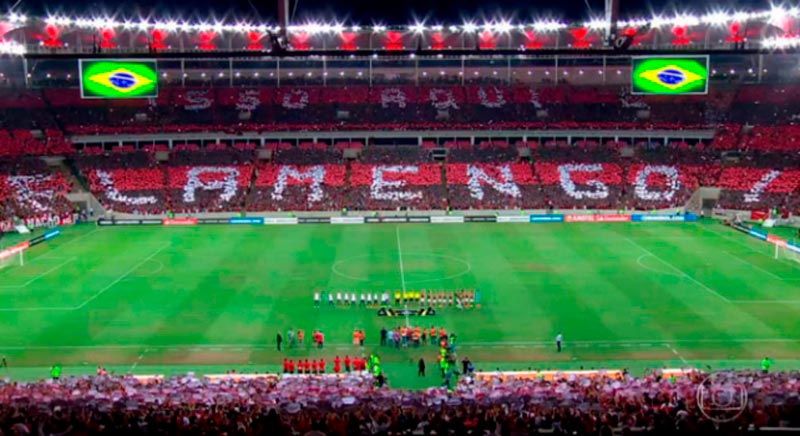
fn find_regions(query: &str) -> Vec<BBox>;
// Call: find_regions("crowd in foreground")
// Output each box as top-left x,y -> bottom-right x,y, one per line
0,369 -> 797,434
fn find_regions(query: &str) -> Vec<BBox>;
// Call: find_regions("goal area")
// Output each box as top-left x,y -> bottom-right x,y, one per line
0,245 -> 25,270
775,243 -> 800,265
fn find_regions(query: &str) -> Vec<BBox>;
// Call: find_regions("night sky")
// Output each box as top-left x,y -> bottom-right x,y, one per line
3,0 -> 776,23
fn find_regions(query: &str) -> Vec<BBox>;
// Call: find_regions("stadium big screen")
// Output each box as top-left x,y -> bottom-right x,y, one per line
631,56 -> 709,95
79,59 -> 158,99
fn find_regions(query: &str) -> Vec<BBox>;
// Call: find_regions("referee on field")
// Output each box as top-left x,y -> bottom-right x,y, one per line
556,332 -> 563,353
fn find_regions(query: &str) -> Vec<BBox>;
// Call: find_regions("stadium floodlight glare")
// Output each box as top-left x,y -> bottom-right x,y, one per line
701,11 -> 732,25
432,24 -> 443,32
533,20 -> 567,31
671,14 -> 700,26
304,22 -> 326,34
372,24 -> 386,32
495,20 -> 513,33
762,36 -> 800,49
0,40 -> 25,55
75,18 -> 92,28
462,22 -> 478,33
410,22 -> 426,33
649,16 -> 669,27
619,18 -> 649,27
587,18 -> 608,30
8,12 -> 26,24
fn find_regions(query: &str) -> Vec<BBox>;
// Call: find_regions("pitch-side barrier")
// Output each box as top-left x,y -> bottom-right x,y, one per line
96,213 -> 698,227
731,222 -> 800,255
0,229 -> 61,264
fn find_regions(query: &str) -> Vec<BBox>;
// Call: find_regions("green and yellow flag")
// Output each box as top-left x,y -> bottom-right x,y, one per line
80,60 -> 158,99
632,57 -> 708,95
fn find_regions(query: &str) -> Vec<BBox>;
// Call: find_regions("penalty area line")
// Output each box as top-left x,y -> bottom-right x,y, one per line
665,343 -> 689,365
0,257 -> 77,289
623,237 -> 731,303
129,349 -> 149,373
722,251 -> 787,281
72,242 -> 171,311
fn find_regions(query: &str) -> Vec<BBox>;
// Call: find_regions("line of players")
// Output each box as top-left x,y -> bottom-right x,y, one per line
380,325 -> 454,348
281,356 -> 369,374
314,289 -> 480,308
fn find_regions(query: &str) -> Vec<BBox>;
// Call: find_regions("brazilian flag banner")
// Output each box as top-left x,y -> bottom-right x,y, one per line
80,60 -> 158,99
631,56 -> 709,95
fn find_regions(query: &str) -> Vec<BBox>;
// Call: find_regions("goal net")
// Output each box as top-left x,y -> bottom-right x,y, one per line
775,243 -> 800,265
0,244 -> 25,270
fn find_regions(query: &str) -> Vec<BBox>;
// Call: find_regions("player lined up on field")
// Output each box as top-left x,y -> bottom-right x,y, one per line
313,289 -> 480,308
282,356 -> 369,375
380,325 -> 455,348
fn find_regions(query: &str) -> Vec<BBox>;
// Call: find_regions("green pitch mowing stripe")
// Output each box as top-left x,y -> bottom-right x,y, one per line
0,221 -> 798,388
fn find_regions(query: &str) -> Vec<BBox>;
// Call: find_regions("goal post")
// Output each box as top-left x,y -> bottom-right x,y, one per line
0,242 -> 28,270
775,242 -> 800,264
0,250 -> 22,269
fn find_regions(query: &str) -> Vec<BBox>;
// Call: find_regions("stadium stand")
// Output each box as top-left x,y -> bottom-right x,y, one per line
165,150 -> 255,214
0,85 -> 788,134
349,147 -> 446,211
0,159 -> 73,227
58,126 -> 800,215
76,152 -> 168,215
0,370 -> 797,434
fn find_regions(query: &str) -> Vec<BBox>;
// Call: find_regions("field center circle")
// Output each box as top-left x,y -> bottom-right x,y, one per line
331,252 -> 471,283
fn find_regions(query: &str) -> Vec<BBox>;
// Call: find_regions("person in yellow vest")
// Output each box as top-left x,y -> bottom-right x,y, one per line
395,291 -> 401,305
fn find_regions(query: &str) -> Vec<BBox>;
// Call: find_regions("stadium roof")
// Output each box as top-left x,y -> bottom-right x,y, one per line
0,6 -> 798,55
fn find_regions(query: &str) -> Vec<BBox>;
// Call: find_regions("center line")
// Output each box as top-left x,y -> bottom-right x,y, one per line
396,226 -> 407,293
396,226 -> 411,328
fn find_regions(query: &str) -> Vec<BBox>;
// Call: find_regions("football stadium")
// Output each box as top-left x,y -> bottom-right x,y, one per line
2,0 -> 800,432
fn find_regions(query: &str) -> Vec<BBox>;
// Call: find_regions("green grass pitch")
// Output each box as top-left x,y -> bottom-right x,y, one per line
1,221 -> 800,387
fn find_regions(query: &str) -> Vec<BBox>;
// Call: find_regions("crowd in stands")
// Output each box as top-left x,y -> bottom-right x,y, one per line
347,147 -> 448,211
4,83 -> 793,133
1,83 -> 800,218
0,159 -> 74,228
60,135 -> 800,216
0,129 -> 797,219
0,369 -> 797,434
